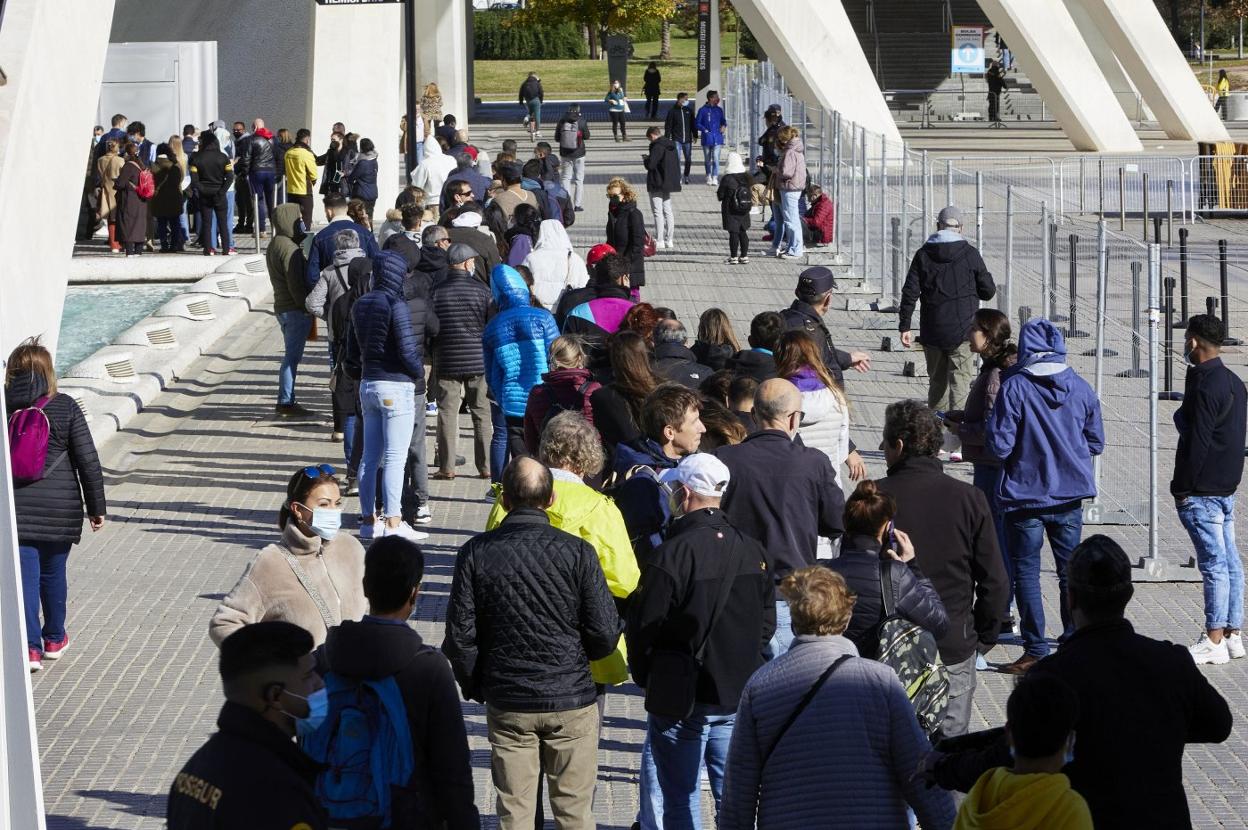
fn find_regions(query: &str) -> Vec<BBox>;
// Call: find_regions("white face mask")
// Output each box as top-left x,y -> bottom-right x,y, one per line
308,508 -> 343,541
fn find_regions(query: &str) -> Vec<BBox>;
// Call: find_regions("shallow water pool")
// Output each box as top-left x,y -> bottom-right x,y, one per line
56,283 -> 186,373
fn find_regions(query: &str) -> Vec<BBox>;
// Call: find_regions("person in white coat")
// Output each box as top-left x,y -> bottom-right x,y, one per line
522,219 -> 589,311
409,135 -> 457,216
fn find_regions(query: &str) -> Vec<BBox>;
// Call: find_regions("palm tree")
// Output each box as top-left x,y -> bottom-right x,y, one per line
660,19 -> 672,60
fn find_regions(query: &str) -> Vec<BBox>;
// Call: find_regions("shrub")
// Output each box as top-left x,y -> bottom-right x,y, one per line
474,11 -> 585,60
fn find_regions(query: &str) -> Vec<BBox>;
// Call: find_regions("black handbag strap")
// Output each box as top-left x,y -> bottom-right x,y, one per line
762,654 -> 852,768
880,557 -> 898,619
694,536 -> 745,662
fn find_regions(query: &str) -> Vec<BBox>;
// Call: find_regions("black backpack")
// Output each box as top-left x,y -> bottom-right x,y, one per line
730,181 -> 753,214
875,559 -> 950,737
540,379 -> 600,435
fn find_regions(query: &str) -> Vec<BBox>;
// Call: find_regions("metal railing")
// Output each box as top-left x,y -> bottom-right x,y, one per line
721,60 -> 1248,574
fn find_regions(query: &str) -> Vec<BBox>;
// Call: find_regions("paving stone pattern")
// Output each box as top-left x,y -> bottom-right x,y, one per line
42,131 -> 1248,828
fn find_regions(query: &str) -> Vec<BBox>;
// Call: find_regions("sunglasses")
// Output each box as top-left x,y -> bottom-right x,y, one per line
302,463 -> 336,479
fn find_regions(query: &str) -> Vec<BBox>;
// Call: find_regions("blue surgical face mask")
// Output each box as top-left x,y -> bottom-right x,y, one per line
282,687 -> 329,740
309,508 -> 343,541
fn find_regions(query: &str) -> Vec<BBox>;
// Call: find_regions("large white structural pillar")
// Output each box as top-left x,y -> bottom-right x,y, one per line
310,3 -> 403,211
732,0 -> 901,144
0,0 -> 117,361
1075,0 -> 1230,142
976,0 -> 1142,152
415,0 -> 470,129
1062,0 -> 1154,123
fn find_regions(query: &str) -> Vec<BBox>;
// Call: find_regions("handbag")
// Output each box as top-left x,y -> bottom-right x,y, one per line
643,539 -> 744,719
622,98 -> 631,114
643,232 -> 657,258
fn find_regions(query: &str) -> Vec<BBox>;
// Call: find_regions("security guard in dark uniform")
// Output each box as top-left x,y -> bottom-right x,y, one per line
779,266 -> 872,480
167,621 -> 328,830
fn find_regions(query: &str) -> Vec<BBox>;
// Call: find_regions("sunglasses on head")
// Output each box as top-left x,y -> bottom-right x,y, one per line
302,463 -> 336,479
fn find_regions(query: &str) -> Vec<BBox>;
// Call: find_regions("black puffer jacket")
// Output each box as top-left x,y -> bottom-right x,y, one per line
347,251 -> 425,389
443,509 -> 620,712
430,266 -> 491,378
5,373 -> 105,545
653,342 -> 712,389
898,234 -> 996,350
823,534 -> 949,659
606,199 -> 647,287
692,340 -> 735,371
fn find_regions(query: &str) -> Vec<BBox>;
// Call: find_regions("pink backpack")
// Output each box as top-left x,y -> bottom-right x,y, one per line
7,396 -> 57,483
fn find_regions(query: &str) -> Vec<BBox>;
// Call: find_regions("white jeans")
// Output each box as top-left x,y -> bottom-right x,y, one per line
650,194 -> 674,246
560,156 -> 586,208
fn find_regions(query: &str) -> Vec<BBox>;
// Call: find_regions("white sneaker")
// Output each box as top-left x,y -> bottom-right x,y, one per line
1190,633 -> 1231,665
1228,632 -> 1245,659
415,506 -> 433,524
381,522 -> 429,541
706,175 -> 713,186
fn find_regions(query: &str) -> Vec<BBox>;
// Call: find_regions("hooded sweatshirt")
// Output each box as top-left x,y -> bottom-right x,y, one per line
482,264 -> 560,417
322,620 -> 480,830
306,245 -> 366,340
410,134 -> 457,196
486,469 -> 640,684
986,319 -> 1104,512
775,136 -> 807,192
955,768 -> 1092,830
266,203 -> 308,314
522,219 -> 587,310
898,228 -> 996,350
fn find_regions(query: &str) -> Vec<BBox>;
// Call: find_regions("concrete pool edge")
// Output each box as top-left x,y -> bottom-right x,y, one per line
68,253 -> 258,284
59,254 -> 274,449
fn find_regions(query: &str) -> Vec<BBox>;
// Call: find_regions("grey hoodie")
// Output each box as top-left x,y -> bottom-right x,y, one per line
307,246 -> 367,341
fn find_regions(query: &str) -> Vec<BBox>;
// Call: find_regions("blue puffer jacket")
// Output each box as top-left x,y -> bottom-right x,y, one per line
483,264 -> 559,417
986,318 -> 1105,512
347,251 -> 425,388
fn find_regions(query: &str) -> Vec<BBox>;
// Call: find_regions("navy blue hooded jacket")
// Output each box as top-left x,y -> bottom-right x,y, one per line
347,251 -> 425,388
986,319 -> 1104,512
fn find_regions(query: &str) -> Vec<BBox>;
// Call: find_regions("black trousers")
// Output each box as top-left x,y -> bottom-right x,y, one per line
235,174 -> 254,227
728,229 -> 749,258
645,94 -> 660,118
987,92 -> 1001,122
198,191 -> 229,252
291,193 -> 314,229
609,111 -> 628,138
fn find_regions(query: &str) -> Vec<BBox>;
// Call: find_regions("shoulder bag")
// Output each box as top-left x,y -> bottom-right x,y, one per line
282,550 -> 339,632
643,539 -> 745,719
761,653 -> 852,768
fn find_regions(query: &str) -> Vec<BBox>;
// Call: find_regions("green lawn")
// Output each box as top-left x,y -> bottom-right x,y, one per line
474,30 -> 751,101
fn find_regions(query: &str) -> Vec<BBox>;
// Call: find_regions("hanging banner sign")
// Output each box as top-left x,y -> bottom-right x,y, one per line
697,0 -> 712,90
951,25 -> 985,74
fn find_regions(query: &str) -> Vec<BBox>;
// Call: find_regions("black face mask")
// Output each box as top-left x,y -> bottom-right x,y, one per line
609,195 -> 621,207
233,131 -> 243,139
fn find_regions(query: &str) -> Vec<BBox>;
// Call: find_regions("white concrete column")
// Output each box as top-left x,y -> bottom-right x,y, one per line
1076,0 -> 1230,142
976,0 -> 1142,152
1063,0 -> 1154,123
0,0 -> 116,362
415,0 -> 470,129
733,0 -> 900,143
310,3 -> 403,213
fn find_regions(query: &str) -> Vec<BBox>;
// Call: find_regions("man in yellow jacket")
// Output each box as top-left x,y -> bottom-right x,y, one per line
487,411 -> 639,685
284,128 -> 319,230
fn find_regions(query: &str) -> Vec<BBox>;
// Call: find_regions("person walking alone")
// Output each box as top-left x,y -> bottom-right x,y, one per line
899,205 -> 996,413
1172,314 -> 1247,665
555,105 -> 589,213
519,71 -> 544,140
605,80 -> 630,142
643,61 -> 662,119
694,90 -> 727,185
644,126 -> 681,251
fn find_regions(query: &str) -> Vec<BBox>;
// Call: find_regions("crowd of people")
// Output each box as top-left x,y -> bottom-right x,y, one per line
20,88 -> 1246,829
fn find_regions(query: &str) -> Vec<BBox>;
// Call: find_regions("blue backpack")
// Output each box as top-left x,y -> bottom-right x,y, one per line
303,673 -> 414,828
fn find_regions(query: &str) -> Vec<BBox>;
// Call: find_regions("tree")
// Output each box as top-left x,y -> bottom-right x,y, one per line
519,0 -> 678,59
660,19 -> 672,60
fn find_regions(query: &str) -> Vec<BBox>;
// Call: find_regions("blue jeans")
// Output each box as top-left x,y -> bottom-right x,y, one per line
972,463 -> 1011,609
526,99 -> 542,130
1005,502 -> 1083,657
19,541 -> 71,652
275,310 -> 312,405
209,190 -> 235,251
675,141 -> 693,179
1178,495 -> 1243,631
780,189 -> 804,256
489,400 -> 508,486
702,143 -> 721,178
250,169 -> 277,233
637,732 -> 664,830
648,706 -> 734,830
359,380 -> 417,519
768,597 -> 794,657
342,414 -> 358,470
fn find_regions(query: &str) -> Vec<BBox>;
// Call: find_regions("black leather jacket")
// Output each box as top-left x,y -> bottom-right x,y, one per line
247,135 -> 276,173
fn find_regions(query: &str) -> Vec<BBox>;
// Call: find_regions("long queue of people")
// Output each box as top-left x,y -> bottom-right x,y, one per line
14,105 -> 1238,829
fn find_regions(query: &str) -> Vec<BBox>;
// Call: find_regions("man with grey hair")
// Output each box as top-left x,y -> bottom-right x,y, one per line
653,319 -> 712,389
898,205 -> 996,413
715,378 -> 844,655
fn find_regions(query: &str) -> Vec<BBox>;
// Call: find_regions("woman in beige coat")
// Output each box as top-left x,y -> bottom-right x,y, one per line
209,465 -> 367,648
95,139 -> 124,253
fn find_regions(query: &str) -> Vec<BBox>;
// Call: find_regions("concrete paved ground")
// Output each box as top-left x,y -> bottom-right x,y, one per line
39,129 -> 1248,828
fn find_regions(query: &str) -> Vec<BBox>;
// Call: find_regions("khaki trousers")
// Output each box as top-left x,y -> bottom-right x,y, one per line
435,374 -> 489,475
923,342 -> 976,411
487,702 -> 600,830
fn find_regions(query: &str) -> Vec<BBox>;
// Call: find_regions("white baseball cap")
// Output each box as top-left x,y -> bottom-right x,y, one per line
659,453 -> 731,499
